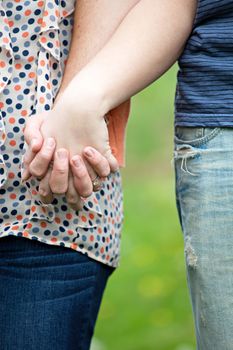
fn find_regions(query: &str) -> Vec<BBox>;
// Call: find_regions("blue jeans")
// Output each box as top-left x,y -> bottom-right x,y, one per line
174,126 -> 233,350
0,235 -> 115,350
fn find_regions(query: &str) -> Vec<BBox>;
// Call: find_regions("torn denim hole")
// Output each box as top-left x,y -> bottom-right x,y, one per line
185,236 -> 198,268
173,145 -> 200,176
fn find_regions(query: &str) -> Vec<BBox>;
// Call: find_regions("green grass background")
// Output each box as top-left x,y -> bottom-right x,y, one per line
93,65 -> 196,350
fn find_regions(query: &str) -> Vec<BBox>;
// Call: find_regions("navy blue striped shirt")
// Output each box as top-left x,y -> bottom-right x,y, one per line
175,0 -> 233,126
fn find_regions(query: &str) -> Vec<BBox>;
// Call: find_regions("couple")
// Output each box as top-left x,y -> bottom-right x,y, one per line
1,0 -> 233,349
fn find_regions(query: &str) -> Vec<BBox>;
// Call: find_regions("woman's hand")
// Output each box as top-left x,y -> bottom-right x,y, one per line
21,93 -> 119,209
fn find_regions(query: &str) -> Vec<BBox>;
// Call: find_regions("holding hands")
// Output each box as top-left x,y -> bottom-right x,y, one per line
21,90 -> 119,211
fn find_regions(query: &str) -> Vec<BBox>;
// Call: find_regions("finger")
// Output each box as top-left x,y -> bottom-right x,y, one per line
65,169 -> 84,211
29,137 -> 56,179
82,146 -> 111,178
70,155 -> 93,198
24,113 -> 45,152
38,166 -> 54,204
82,158 -> 103,193
104,149 -> 120,173
49,148 -> 69,194
21,143 -> 37,182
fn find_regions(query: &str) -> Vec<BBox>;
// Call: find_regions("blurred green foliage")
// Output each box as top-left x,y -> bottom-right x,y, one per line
94,65 -> 196,350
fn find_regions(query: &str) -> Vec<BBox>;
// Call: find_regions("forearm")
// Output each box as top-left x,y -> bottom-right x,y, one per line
60,0 -> 197,115
56,0 -> 140,96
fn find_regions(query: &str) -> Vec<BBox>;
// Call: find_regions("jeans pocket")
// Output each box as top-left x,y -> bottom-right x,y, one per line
174,126 -> 221,147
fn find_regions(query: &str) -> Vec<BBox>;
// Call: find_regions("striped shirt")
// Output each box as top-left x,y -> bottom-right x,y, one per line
175,0 -> 233,126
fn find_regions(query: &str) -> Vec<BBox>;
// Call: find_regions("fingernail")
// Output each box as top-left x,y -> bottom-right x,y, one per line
21,169 -> 27,181
57,149 -> 67,159
84,148 -> 95,158
46,137 -> 55,148
39,189 -> 47,196
72,156 -> 82,167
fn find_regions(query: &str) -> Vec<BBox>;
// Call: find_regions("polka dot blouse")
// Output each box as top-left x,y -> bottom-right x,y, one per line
0,0 -> 124,268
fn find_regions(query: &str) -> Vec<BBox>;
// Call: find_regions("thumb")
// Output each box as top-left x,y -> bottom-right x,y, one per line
23,113 -> 45,152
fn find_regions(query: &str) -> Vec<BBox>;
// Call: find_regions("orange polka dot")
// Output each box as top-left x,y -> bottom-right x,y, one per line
8,172 -> 15,179
51,237 -> 58,242
70,243 -> 78,250
81,216 -> 87,222
40,36 -> 47,43
67,230 -> 74,235
15,63 -> 22,69
3,37 -> 9,44
55,217 -> 61,224
62,10 -> 68,17
66,213 -> 72,220
14,85 -> 21,91
37,18 -> 43,25
40,222 -> 47,228
23,231 -> 29,237
9,140 -> 16,146
21,110 -> 27,117
28,56 -> 34,62
10,193 -> 16,200
25,9 -> 31,16
29,72 -> 35,78
12,226 -> 19,231
0,61 -> 6,68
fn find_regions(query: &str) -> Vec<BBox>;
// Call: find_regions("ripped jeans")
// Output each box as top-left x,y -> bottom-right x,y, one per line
174,126 -> 233,350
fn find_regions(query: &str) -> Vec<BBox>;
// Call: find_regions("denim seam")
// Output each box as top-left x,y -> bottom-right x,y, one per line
174,127 -> 222,147
79,263 -> 99,350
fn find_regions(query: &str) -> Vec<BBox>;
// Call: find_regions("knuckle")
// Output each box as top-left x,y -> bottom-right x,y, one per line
100,167 -> 110,177
29,165 -> 43,177
50,186 -> 65,194
53,168 -> 68,176
39,151 -> 52,162
73,167 -> 87,178
22,153 -> 31,165
49,180 -> 68,194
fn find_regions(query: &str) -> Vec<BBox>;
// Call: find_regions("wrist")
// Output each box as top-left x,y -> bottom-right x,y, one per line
54,72 -> 110,119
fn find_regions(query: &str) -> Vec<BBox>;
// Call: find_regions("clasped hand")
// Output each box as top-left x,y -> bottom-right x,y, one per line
21,94 -> 119,211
